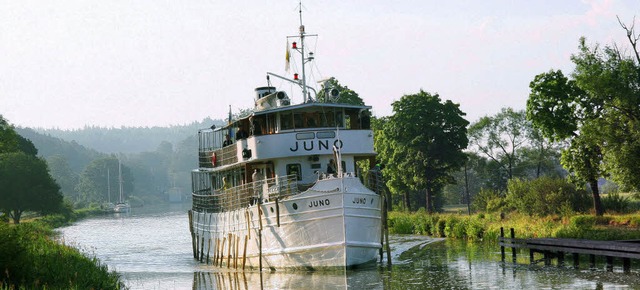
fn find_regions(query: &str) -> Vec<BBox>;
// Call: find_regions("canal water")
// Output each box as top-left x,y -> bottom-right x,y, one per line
58,204 -> 640,289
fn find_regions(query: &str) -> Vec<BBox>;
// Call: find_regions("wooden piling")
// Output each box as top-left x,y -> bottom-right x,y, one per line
206,239 -> 211,264
200,236 -> 205,262
227,233 -> 232,268
219,237 -> 226,266
258,203 -> 263,272
242,235 -> 248,270
606,256 -> 613,272
213,238 -> 219,266
590,254 -> 596,269
235,235 -> 240,269
275,198 -> 280,227
557,252 -> 564,266
510,228 -> 516,263
500,227 -> 505,262
384,192 -> 391,266
529,249 -> 534,264
245,209 -> 251,239
573,253 -> 580,268
623,258 -> 631,273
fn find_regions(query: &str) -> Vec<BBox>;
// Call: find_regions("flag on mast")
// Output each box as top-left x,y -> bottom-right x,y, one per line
285,40 -> 291,72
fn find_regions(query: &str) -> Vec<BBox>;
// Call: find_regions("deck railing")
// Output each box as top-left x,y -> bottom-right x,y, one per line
192,174 -> 300,213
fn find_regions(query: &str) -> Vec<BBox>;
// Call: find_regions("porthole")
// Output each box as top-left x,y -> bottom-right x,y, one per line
292,203 -> 298,210
270,207 -> 274,213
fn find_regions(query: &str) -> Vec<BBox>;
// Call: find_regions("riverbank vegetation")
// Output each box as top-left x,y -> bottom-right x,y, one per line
389,210 -> 640,242
0,221 -> 124,289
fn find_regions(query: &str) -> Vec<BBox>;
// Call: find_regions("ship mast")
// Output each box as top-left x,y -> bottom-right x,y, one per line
267,2 -> 317,103
298,3 -> 309,102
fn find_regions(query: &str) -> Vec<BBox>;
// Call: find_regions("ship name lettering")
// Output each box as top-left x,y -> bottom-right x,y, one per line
290,139 -> 345,152
308,198 -> 330,208
352,197 -> 366,204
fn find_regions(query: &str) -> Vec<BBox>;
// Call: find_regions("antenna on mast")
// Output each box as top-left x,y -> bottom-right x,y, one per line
298,1 -> 309,103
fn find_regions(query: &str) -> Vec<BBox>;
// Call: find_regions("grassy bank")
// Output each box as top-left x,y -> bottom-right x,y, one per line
0,218 -> 124,289
388,211 -> 640,242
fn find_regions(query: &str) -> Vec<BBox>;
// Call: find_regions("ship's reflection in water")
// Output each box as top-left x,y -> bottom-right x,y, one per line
192,268 -> 386,290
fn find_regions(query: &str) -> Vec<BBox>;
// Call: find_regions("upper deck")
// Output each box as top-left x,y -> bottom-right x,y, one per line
198,102 -> 374,170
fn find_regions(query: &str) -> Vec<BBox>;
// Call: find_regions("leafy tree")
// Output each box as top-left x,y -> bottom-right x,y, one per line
377,90 -> 468,213
47,154 -> 79,201
468,108 -> 530,184
0,115 -> 20,154
0,152 -> 63,223
528,69 -> 606,216
317,77 -> 365,105
75,156 -> 134,203
527,22 -> 640,216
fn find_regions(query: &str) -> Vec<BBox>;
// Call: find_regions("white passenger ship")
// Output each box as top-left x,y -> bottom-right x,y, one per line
188,8 -> 382,270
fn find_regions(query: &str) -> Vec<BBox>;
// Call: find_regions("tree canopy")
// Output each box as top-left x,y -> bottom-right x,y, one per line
75,156 -> 134,203
0,152 -> 63,223
528,25 -> 640,215
377,90 -> 468,212
317,77 -> 365,105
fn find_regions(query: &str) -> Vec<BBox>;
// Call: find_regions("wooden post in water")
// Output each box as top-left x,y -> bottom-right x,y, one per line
189,210 -> 197,259
557,252 -> 564,266
245,209 -> 251,239
214,238 -> 219,266
573,253 -> 580,269
529,249 -> 534,264
242,235 -> 248,270
219,237 -> 226,266
510,228 -> 516,263
235,235 -> 240,269
543,251 -> 551,266
258,202 -> 264,272
500,227 -> 505,262
379,194 -> 385,263
227,233 -> 232,268
275,198 -> 280,227
606,256 -> 613,272
384,190 -> 391,266
206,239 -> 211,265
623,258 -> 631,273
589,254 -> 596,269
200,237 -> 205,262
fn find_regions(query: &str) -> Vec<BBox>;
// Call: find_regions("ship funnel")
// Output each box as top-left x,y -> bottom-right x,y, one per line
256,91 -> 290,111
255,86 -> 276,103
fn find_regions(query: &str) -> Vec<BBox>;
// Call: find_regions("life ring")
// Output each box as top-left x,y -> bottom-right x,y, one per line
211,152 -> 217,167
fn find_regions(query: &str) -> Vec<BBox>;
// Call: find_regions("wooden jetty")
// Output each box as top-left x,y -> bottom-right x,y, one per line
498,227 -> 640,272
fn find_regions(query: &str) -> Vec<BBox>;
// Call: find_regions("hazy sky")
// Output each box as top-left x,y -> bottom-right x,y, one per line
2,1 -> 639,130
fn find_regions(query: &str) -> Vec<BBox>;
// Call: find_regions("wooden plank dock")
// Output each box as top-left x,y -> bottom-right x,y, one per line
498,227 -> 640,272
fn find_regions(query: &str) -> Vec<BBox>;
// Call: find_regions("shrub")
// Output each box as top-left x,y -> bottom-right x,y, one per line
0,222 -> 123,289
472,188 -> 504,213
505,177 -> 591,216
602,192 -> 631,214
388,212 -> 414,234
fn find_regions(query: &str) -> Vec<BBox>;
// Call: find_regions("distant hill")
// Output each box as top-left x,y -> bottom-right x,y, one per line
15,127 -> 103,173
30,118 -> 224,154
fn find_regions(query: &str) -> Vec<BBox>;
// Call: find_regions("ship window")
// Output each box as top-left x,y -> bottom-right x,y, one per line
293,113 -> 303,128
316,131 -> 335,139
296,132 -> 315,140
281,113 -> 293,130
286,164 -> 302,181
310,163 -> 321,169
335,112 -> 343,127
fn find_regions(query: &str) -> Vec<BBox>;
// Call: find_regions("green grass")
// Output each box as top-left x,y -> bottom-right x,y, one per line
388,211 -> 640,242
0,221 -> 125,289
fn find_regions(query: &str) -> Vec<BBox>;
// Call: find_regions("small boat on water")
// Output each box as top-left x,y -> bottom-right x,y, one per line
114,159 -> 130,213
188,6 -> 383,270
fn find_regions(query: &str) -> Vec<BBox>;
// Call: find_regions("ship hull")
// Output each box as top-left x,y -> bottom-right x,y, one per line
189,177 -> 382,269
